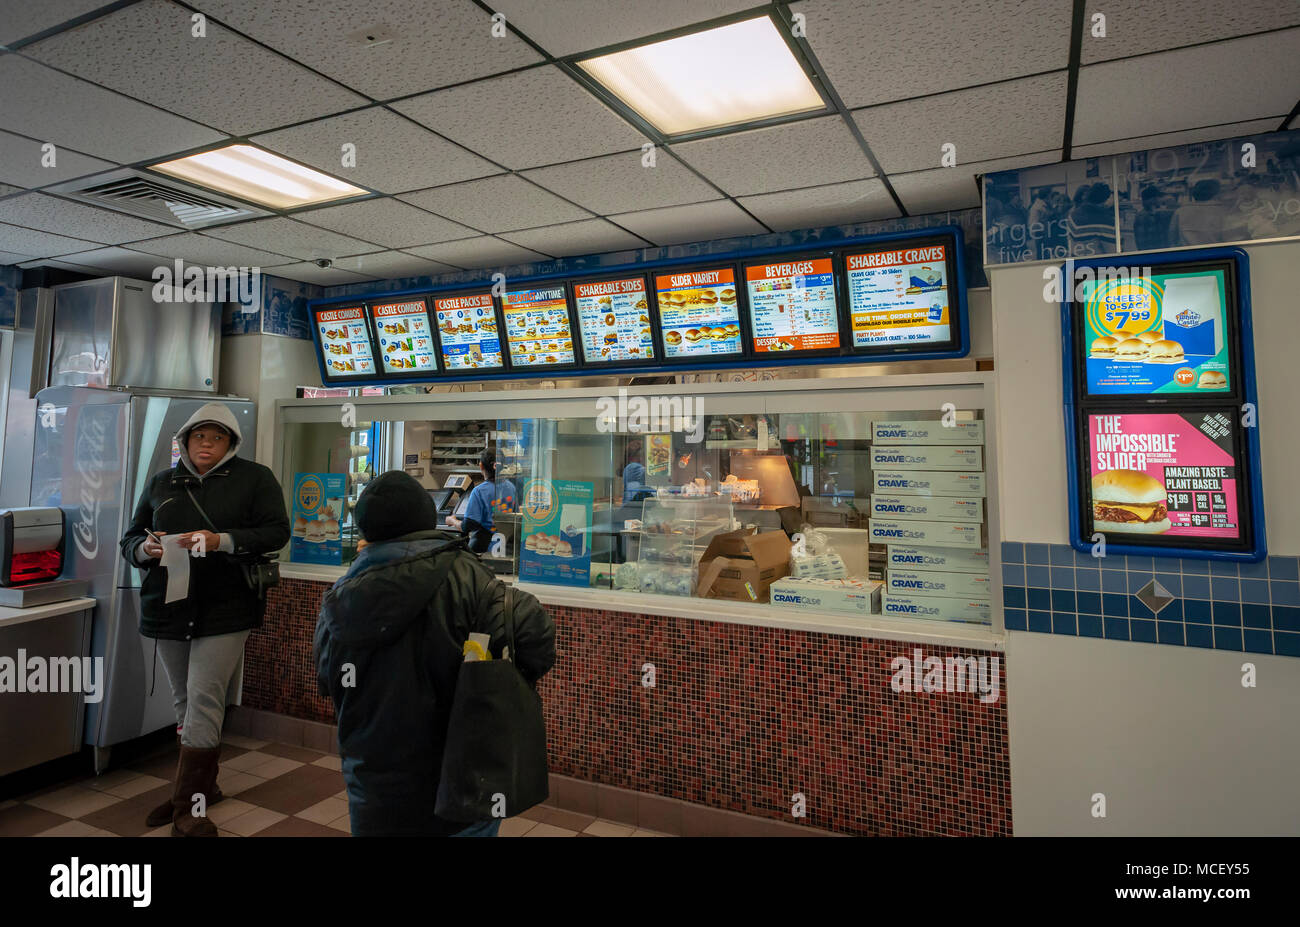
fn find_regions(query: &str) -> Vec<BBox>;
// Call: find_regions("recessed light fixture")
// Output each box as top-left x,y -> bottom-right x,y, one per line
577,16 -> 826,137
149,144 -> 367,210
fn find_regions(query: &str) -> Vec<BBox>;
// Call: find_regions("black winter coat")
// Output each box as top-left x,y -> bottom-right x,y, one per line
120,456 -> 291,640
314,530 -> 556,837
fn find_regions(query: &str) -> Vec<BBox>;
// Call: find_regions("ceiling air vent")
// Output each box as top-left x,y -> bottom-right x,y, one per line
46,168 -> 273,229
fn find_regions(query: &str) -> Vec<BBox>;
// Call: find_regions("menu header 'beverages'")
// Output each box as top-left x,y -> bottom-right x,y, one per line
751,261 -> 817,279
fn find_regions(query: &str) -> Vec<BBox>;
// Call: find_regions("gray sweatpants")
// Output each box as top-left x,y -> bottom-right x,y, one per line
156,630 -> 250,749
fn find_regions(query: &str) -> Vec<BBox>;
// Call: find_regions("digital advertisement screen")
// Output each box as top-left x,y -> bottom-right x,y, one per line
654,267 -> 742,359
314,306 -> 377,378
433,292 -> 502,371
1087,411 -> 1243,542
370,299 -> 436,374
844,243 -> 952,348
573,277 -> 654,363
1080,267 -> 1232,396
744,257 -> 840,353
502,286 -> 575,367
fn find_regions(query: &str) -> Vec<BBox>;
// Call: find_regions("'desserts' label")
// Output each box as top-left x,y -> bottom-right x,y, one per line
872,470 -> 985,497
870,519 -> 983,549
887,570 -> 990,600
882,592 -> 991,625
885,546 -> 990,573
870,494 -> 983,522
872,421 -> 984,445
869,445 -> 982,471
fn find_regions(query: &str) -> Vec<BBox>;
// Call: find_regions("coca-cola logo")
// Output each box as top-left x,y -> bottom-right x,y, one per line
72,409 -> 109,561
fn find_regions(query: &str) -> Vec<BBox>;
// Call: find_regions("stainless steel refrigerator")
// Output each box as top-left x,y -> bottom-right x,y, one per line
29,386 -> 256,771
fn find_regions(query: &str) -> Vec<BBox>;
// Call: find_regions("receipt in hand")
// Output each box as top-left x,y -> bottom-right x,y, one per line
160,534 -> 192,604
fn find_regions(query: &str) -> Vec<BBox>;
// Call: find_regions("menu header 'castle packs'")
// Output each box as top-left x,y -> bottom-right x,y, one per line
654,267 -> 742,358
1088,412 -> 1241,540
573,277 -> 654,363
371,300 -> 436,374
315,306 -> 375,376
744,257 -> 839,352
844,244 -> 951,347
434,292 -> 501,370
502,287 -> 574,366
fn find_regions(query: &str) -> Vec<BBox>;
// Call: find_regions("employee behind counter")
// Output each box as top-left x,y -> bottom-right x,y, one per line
445,449 -> 516,553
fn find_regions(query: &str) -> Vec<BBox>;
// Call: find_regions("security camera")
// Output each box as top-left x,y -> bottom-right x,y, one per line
314,258 -> 333,268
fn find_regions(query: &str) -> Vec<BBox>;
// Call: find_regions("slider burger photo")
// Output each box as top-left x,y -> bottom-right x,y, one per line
1092,469 -> 1171,534
1089,335 -> 1117,358
1135,331 -> 1162,344
1197,369 -> 1227,389
685,328 -> 703,343
665,330 -> 683,346
1113,338 -> 1149,361
1145,339 -> 1185,364
720,288 -> 736,304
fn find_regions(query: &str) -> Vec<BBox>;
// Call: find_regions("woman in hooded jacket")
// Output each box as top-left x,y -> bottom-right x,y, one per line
119,402 -> 290,836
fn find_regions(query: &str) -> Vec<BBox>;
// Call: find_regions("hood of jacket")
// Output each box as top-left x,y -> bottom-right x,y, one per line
175,402 -> 243,479
319,530 -> 465,648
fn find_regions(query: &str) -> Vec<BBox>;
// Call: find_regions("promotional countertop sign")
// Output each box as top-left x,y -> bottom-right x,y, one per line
291,473 -> 345,565
519,478 -> 593,587
1062,248 -> 1265,561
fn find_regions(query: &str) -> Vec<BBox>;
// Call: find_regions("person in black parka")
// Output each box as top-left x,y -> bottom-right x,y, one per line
120,401 -> 290,836
314,470 -> 556,837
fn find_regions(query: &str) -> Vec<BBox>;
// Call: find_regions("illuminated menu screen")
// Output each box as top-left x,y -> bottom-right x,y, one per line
573,277 -> 654,363
433,292 -> 502,371
370,299 -> 436,374
654,267 -> 742,359
844,243 -> 952,348
315,306 -> 377,378
744,257 -> 840,353
502,286 -> 575,367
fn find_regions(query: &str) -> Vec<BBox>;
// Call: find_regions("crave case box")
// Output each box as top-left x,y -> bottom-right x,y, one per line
886,569 -> 990,600
872,470 -> 985,497
654,267 -> 743,359
872,420 -> 984,444
882,592 -> 991,625
371,299 -> 436,374
433,293 -> 502,370
769,577 -> 882,616
844,242 -> 952,348
869,518 -> 983,549
870,494 -> 983,522
744,257 -> 840,353
573,277 -> 654,363
885,546 -> 990,573
870,445 -> 982,471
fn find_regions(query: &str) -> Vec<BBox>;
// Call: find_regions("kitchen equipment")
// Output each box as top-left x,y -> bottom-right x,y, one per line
0,506 -> 66,586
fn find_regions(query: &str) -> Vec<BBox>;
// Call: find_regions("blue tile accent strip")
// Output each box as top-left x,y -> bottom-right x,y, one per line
1003,544 -> 1300,657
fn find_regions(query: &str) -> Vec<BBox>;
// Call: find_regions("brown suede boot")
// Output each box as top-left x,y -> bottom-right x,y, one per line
145,734 -> 224,828
171,746 -> 221,837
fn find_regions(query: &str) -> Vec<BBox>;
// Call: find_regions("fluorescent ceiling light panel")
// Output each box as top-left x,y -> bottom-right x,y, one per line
150,144 -> 367,209
578,17 -> 825,136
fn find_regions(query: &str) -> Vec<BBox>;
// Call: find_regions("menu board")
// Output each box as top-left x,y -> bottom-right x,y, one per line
314,306 -> 377,378
744,257 -> 840,352
654,267 -> 743,359
573,277 -> 654,363
1081,268 -> 1232,395
1087,411 -> 1242,541
433,292 -> 502,371
844,243 -> 952,348
501,286 -> 575,367
370,299 -> 436,374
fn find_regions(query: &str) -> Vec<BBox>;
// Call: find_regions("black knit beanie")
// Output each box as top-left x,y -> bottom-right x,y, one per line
354,470 -> 438,542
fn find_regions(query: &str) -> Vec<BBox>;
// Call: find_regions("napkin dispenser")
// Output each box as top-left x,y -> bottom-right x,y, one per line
0,507 -> 66,587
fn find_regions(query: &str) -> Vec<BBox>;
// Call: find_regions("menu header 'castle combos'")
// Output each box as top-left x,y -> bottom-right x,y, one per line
869,445 -> 982,471
871,420 -> 984,445
885,546 -> 990,573
869,518 -> 982,549
872,470 -> 985,497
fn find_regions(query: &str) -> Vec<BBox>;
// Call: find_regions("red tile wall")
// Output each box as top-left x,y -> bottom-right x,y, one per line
248,581 -> 1011,836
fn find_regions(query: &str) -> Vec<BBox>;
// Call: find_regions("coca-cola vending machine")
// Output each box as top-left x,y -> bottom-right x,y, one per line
30,386 -> 257,770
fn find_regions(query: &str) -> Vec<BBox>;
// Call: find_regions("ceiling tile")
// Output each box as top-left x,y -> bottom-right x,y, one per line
522,150 -> 719,215
26,0 -> 368,136
53,246 -> 177,278
0,55 -> 225,163
329,250 -> 459,279
489,0 -> 760,57
17,257 -> 106,274
128,232 -> 296,266
1070,120 -> 1283,160
0,222 -> 103,258
294,198 -> 476,248
252,107 -> 497,194
203,217 -> 378,261
403,237 -> 549,269
258,261 -> 370,286
1073,30 -> 1300,145
392,66 -> 648,171
1080,0 -> 1300,64
0,193 -> 177,245
0,249 -> 36,264
672,117 -> 873,196
192,0 -> 544,99
399,175 -> 592,233
0,0 -> 108,45
0,184 -> 22,197
888,151 -> 1062,214
609,200 -> 766,245
791,0 -> 1073,108
0,129 -> 115,189
853,73 -> 1067,174
499,218 -> 647,257
736,179 -> 899,232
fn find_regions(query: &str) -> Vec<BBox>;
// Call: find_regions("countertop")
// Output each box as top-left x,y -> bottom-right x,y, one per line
0,597 -> 97,628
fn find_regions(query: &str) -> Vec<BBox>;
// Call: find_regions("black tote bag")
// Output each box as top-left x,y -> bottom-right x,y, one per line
435,584 -> 549,823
